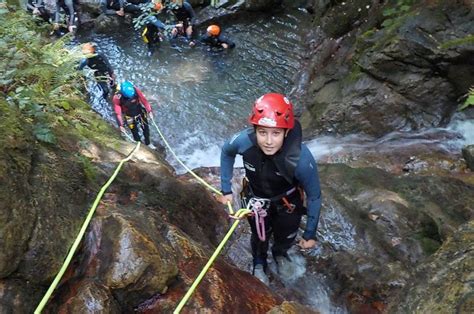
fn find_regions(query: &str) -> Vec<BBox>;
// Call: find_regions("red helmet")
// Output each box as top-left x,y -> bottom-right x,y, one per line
249,93 -> 295,129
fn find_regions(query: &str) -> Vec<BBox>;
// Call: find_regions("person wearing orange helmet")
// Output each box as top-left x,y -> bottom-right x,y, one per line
198,24 -> 235,50
79,42 -> 116,98
219,93 -> 321,285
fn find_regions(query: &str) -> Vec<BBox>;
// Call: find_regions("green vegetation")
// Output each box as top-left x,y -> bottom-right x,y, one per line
459,87 -> 474,111
0,7 -> 124,186
440,34 -> 474,49
0,9 -> 87,144
77,154 -> 97,182
381,0 -> 415,28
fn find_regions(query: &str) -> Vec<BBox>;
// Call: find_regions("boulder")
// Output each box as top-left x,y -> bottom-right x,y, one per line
462,144 -> 474,171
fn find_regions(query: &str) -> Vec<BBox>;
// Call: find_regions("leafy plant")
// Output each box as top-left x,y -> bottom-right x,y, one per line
0,9 -> 88,143
459,87 -> 474,111
132,1 -> 175,39
381,0 -> 415,28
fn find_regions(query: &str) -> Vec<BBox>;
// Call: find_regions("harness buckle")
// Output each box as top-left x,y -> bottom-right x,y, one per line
282,197 -> 296,214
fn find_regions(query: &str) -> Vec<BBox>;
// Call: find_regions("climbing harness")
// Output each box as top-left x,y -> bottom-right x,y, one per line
247,197 -> 270,241
142,27 -> 150,43
34,141 -> 141,314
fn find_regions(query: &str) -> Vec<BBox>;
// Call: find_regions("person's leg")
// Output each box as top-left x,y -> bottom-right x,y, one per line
185,24 -> 193,40
141,114 -> 151,145
271,209 -> 302,259
248,212 -> 273,268
123,3 -> 141,16
38,7 -> 52,23
97,81 -> 109,98
128,117 -> 141,142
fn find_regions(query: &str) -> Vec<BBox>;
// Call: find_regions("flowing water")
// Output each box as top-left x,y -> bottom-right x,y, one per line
77,10 -> 311,172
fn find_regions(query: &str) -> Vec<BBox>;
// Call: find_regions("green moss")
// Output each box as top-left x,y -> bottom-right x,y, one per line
440,34 -> 474,49
419,237 -> 441,255
347,64 -> 363,82
77,155 -> 97,183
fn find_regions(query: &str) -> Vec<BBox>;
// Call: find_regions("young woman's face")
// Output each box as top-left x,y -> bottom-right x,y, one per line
256,126 -> 286,155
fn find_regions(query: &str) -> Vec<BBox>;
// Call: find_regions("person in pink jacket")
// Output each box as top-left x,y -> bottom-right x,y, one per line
113,81 -> 154,145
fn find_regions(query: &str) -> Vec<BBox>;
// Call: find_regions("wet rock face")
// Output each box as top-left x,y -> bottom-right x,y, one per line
390,220 -> 474,313
0,105 -> 35,279
309,164 -> 474,309
56,280 -> 121,313
0,105 -> 90,283
300,1 -> 474,137
0,279 -> 44,313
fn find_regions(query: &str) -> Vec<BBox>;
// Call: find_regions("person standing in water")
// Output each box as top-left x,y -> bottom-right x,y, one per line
219,93 -> 321,285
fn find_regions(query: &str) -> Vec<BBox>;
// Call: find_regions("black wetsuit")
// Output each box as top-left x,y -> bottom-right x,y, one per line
168,1 -> 195,38
79,53 -> 115,98
113,89 -> 152,145
142,23 -> 163,55
221,121 -> 322,269
27,0 -> 52,23
200,33 -> 235,50
101,0 -> 141,16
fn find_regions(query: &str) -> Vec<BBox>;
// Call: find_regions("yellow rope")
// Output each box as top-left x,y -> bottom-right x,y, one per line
34,141 -> 141,314
150,115 -> 248,313
149,117 -> 234,214
173,208 -> 251,314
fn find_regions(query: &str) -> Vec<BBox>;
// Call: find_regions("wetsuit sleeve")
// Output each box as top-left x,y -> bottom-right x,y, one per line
183,1 -> 195,25
149,16 -> 166,30
218,34 -> 235,48
295,144 -> 322,240
100,53 -> 114,76
113,95 -> 123,126
135,88 -> 152,113
27,0 -> 36,10
199,34 -> 212,45
220,130 -> 253,194
78,58 -> 87,70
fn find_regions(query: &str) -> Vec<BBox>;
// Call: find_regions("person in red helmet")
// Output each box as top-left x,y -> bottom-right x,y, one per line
219,93 -> 321,285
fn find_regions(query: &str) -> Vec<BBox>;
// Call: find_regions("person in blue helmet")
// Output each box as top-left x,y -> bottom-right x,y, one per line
113,81 -> 155,146
218,93 -> 321,285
